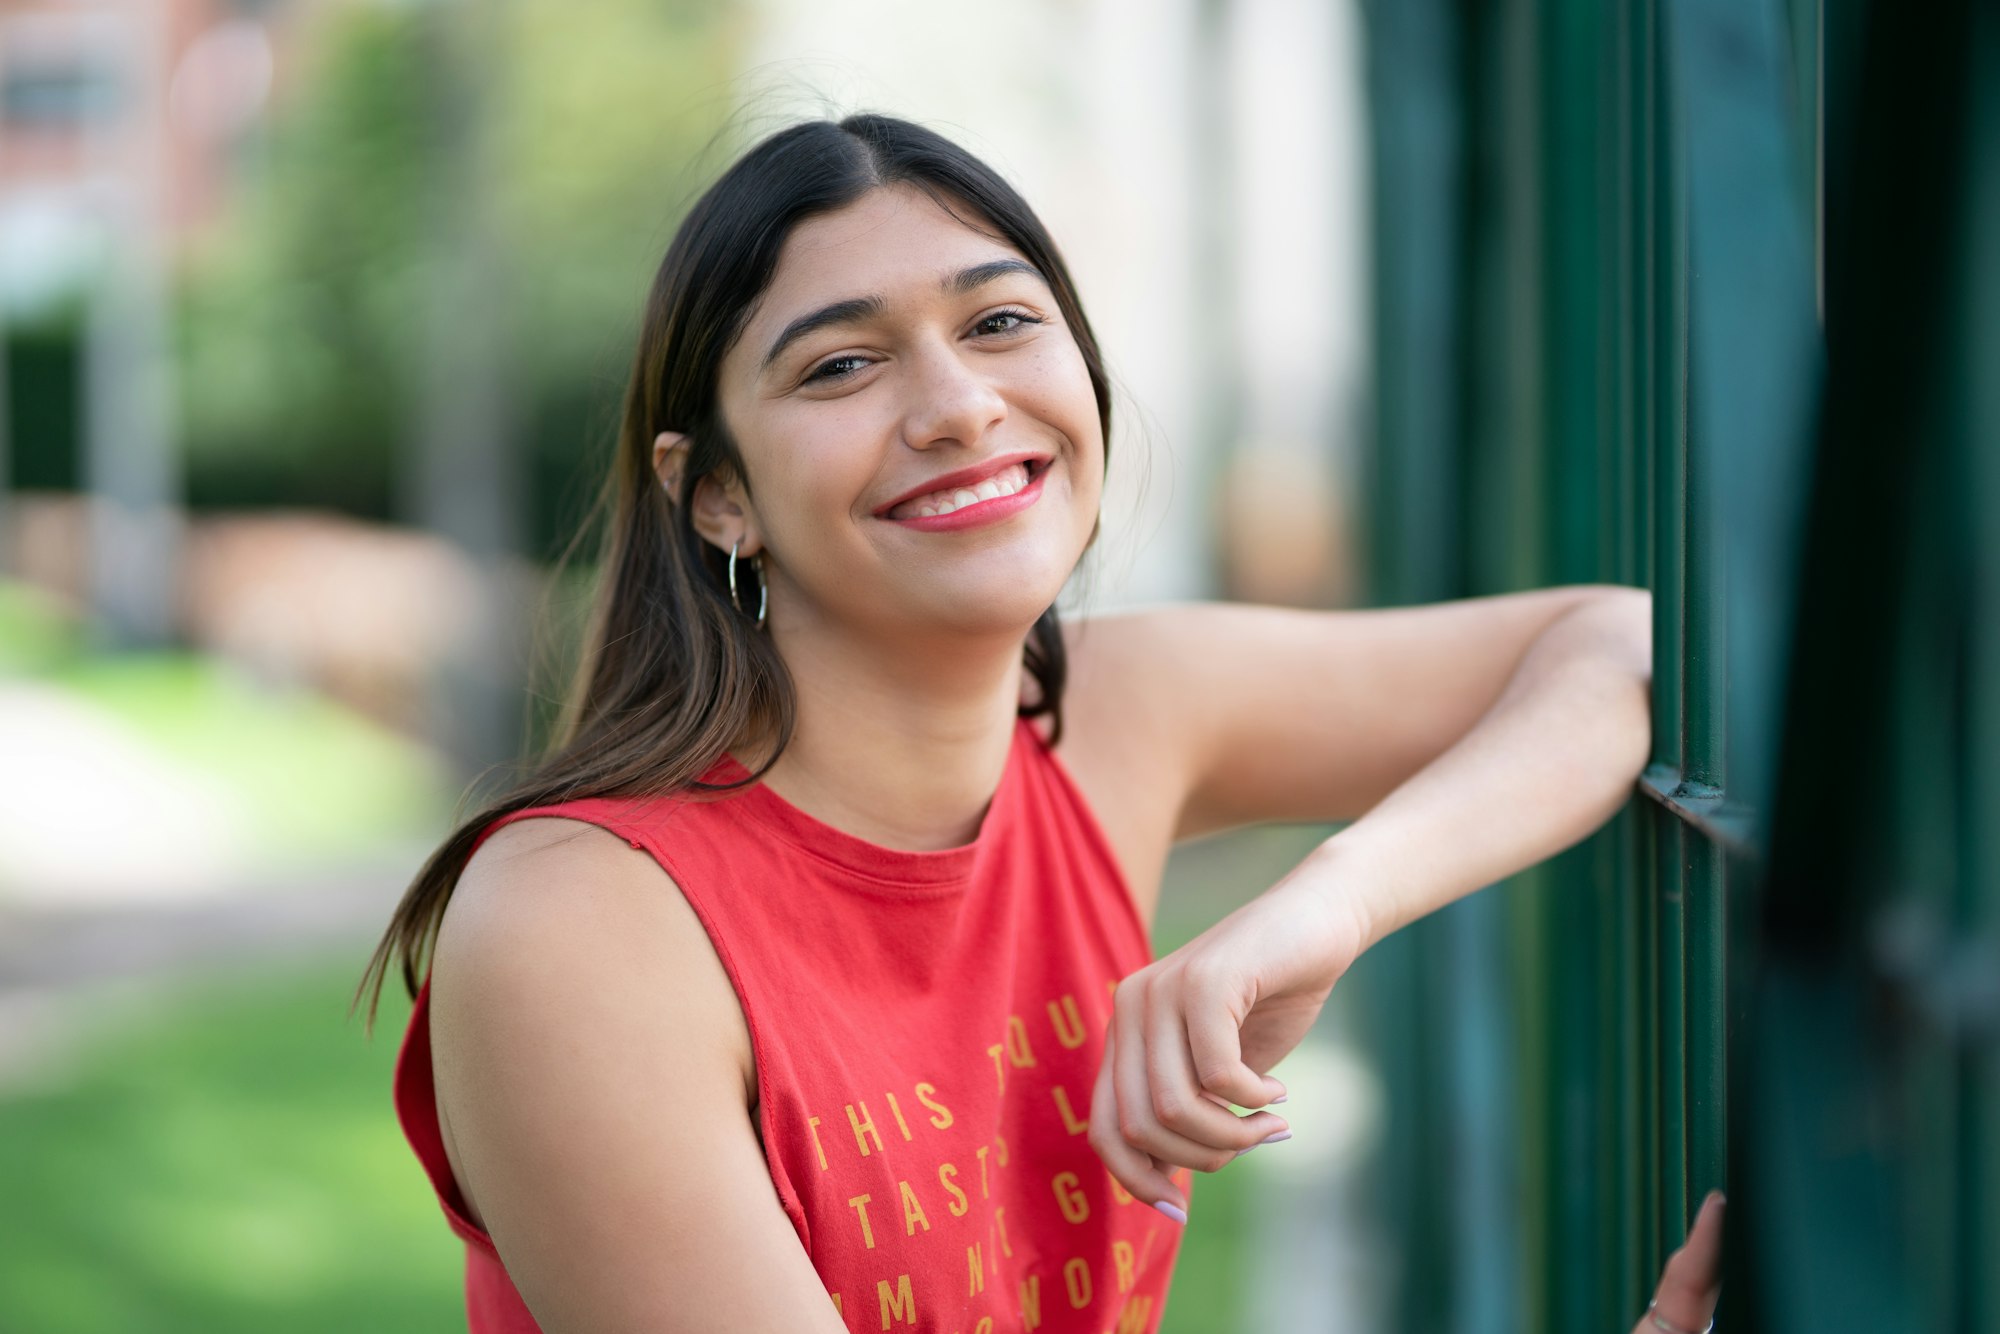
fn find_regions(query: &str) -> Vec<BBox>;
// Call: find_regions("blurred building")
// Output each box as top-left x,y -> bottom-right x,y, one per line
0,0 -> 289,647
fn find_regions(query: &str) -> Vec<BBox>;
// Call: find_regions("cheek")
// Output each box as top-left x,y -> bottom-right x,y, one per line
1017,343 -> 1104,470
755,422 -> 882,556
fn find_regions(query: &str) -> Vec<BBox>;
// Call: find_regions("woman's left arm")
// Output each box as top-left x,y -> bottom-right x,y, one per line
1307,585 -> 1653,946
1085,585 -> 1654,1218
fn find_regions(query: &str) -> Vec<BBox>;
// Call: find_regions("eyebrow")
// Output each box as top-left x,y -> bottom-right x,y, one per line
758,258 -> 1049,374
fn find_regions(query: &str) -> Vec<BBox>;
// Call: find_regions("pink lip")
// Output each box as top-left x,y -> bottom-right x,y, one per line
873,451 -> 1051,519
883,461 -> 1049,533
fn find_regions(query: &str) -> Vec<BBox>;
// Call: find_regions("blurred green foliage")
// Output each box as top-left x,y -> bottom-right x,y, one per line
176,0 -> 747,556
3,312 -> 84,492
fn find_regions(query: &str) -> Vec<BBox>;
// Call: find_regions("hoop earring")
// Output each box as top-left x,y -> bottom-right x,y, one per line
728,539 -> 768,630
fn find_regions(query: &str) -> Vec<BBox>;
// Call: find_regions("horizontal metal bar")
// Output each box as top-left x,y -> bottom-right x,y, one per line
1639,764 -> 1762,863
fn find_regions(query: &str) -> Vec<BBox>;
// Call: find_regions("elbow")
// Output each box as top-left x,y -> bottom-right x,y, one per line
1570,586 -> 1654,684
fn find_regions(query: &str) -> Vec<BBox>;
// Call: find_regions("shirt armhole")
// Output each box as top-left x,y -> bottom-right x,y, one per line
394,799 -> 812,1264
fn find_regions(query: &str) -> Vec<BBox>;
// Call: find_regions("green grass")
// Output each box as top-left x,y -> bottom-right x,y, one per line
0,581 -> 83,674
0,955 -> 461,1334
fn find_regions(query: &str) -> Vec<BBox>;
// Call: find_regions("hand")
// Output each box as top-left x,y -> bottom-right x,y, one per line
1087,849 -> 1371,1220
1631,1191 -> 1726,1334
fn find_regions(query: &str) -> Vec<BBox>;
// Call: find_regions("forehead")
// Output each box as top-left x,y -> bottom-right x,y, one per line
733,187 -> 1034,346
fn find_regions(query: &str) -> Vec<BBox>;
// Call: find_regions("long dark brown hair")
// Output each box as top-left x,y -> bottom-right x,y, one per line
355,113 -> 1114,1029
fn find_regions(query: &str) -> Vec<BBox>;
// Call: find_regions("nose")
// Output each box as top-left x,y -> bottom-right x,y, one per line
899,339 -> 1008,452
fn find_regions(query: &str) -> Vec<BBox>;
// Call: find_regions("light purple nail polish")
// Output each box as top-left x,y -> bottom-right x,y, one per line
1153,1200 -> 1188,1225
1270,1092 -> 1289,1104
1235,1142 -> 1259,1157
1260,1129 -> 1293,1145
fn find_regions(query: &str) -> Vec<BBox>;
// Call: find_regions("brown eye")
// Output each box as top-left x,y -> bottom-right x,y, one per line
975,309 -> 1042,336
804,354 -> 872,384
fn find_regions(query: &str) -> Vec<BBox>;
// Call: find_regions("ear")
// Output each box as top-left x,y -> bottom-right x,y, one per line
652,430 -> 760,558
652,430 -> 689,500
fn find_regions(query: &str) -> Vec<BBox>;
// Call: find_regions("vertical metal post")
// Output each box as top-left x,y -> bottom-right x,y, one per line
1963,16 -> 2000,1328
81,1 -> 181,649
402,0 -> 525,775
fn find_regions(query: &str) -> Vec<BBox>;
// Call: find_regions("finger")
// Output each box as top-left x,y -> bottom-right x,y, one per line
1645,1191 -> 1726,1333
1181,973 -> 1289,1110
1113,979 -> 1242,1172
1088,1015 -> 1187,1220
1111,980 -> 1199,1162
1145,990 -> 1286,1161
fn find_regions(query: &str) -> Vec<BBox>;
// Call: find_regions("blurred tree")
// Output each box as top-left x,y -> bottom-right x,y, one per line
176,0 -> 744,561
5,307 -> 86,493
176,2 -> 429,521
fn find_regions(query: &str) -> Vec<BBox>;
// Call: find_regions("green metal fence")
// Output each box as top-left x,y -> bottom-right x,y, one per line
1353,0 -> 1996,1329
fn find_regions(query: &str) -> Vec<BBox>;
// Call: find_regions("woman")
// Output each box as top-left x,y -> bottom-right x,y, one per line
360,113 -> 1721,1334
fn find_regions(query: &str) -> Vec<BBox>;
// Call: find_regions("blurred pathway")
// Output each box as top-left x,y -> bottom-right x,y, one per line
0,679 -> 430,1090
0,852 -> 419,1093
0,682 -> 252,907
0,866 -> 417,1107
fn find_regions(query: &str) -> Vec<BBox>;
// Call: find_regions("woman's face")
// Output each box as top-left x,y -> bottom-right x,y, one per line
705,183 -> 1104,646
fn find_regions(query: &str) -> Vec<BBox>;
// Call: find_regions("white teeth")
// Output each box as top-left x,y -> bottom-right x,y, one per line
893,462 -> 1033,518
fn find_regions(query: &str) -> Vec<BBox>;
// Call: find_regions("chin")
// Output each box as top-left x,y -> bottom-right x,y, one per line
902,551 -> 1077,637
913,581 -> 1067,638
835,513 -> 1094,639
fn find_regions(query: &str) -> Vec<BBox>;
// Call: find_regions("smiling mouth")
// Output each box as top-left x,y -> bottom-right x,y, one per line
884,458 -> 1049,521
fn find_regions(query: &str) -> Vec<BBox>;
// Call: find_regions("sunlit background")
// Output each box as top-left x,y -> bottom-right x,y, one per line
0,0 -> 1382,1329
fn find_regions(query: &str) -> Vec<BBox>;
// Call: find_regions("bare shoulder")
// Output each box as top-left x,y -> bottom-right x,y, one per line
433,815 -> 756,1114
423,816 -> 839,1331
1050,609 -> 1207,927
1058,603 -> 1217,790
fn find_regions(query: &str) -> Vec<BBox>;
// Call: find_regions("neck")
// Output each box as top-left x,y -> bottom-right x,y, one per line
746,616 -> 1035,851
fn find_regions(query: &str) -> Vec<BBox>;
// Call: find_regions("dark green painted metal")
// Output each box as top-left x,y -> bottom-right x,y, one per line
1636,773 -> 1759,864
1355,5 -> 1477,1331
1678,396 -> 1724,795
1657,815 -> 1690,1276
1719,0 -> 1997,1328
1352,0 -> 1891,1328
1534,5 -> 1607,1332
1610,4 -> 1655,1308
1683,832 -> 1728,1198
1650,0 -> 1692,1275
1965,17 -> 2000,1331
1359,0 -> 1467,607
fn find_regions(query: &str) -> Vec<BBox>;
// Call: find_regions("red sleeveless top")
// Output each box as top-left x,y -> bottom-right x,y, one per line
393,717 -> 1187,1333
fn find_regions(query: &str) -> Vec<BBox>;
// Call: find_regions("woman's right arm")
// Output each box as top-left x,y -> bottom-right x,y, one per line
428,817 -> 846,1334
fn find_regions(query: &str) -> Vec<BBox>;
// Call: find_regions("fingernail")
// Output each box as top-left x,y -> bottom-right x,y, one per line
1153,1200 -> 1188,1225
1270,1093 -> 1288,1104
1237,1128 -> 1293,1159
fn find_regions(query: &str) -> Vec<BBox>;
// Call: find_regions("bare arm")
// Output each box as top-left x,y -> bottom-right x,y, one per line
1311,589 -> 1653,947
429,818 -> 846,1334
1056,583 -> 1641,928
1079,590 -> 1655,1215
1157,584 -> 1633,838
